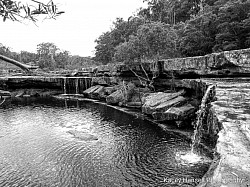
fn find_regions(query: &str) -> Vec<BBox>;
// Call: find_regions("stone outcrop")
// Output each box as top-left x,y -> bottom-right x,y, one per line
197,79 -> 250,187
161,48 -> 250,77
83,85 -> 108,100
140,89 -> 199,122
141,90 -> 186,115
106,82 -> 136,105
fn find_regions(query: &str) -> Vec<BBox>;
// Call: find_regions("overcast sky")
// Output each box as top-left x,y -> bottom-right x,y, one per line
0,0 -> 146,57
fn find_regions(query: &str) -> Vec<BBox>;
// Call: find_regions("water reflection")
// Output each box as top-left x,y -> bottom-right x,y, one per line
0,97 -> 211,187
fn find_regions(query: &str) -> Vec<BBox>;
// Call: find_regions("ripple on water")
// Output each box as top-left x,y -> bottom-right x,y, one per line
0,97 -> 211,187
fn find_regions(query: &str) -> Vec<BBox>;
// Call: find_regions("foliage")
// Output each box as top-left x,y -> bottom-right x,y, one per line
114,22 -> 179,64
94,17 -> 145,64
36,42 -> 58,69
94,0 -> 250,62
0,0 -> 64,22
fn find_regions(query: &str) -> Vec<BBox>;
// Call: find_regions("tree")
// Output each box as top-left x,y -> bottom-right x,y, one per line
0,0 -> 64,22
114,22 -> 179,63
94,17 -> 145,64
178,8 -> 217,56
54,50 -> 69,68
94,31 -> 114,64
213,0 -> 250,51
140,0 -> 207,24
137,22 -> 179,59
37,42 -> 58,69
19,50 -> 37,64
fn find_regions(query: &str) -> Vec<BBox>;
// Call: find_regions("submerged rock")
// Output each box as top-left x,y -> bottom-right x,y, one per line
67,130 -> 98,141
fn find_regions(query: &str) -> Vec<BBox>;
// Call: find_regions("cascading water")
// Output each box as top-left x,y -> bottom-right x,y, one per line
178,84 -> 215,163
63,77 -> 67,95
85,78 -> 88,91
191,84 -> 215,153
75,78 -> 79,94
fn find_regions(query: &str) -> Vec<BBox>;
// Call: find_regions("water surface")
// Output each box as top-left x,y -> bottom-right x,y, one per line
0,97 -> 211,187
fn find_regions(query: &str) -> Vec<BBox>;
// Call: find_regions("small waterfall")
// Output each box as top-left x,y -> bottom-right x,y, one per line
191,84 -> 215,153
75,78 -> 79,94
85,78 -> 88,91
63,77 -> 67,95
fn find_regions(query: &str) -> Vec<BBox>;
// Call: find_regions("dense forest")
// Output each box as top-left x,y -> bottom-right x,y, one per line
94,0 -> 250,65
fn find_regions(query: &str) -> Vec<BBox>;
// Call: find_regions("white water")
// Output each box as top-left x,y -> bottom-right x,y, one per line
63,77 -> 67,95
182,85 -> 215,162
75,78 -> 79,94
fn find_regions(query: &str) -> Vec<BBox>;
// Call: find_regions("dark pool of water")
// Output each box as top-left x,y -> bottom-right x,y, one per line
0,97 -> 211,187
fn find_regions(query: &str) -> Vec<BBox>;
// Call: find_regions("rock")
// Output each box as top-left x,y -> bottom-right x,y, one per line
106,82 -> 136,105
106,89 -> 124,105
82,85 -> 106,99
197,79 -> 250,187
83,85 -> 102,96
161,48 -> 250,78
104,86 -> 117,95
92,77 -> 119,86
14,90 -> 25,97
126,102 -> 142,108
152,104 -> 196,121
153,96 -> 187,113
130,87 -> 151,103
141,89 -> 186,115
90,86 -> 105,99
0,90 -> 11,97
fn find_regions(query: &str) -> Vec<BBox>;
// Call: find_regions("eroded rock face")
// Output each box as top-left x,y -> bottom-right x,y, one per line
161,48 -> 250,77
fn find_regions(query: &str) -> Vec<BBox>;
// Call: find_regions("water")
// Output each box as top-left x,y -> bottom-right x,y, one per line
191,85 -> 215,154
75,78 -> 79,95
63,78 -> 67,94
0,97 -> 211,187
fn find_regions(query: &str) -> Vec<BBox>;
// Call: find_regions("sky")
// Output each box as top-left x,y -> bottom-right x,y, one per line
0,0 -> 147,57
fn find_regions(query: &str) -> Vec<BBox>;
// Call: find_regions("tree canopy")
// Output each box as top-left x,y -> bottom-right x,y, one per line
94,0 -> 250,64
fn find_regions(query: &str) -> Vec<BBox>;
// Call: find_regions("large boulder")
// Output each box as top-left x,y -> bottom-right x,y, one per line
106,82 -> 136,105
152,103 -> 196,121
106,89 -> 124,105
142,89 -> 186,115
83,85 -> 105,99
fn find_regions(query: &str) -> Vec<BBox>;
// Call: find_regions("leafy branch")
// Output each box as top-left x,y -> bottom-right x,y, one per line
0,0 -> 64,22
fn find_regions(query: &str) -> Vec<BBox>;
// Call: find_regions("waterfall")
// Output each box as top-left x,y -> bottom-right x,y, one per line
63,77 -> 67,95
191,84 -> 215,153
85,78 -> 88,91
75,78 -> 79,94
